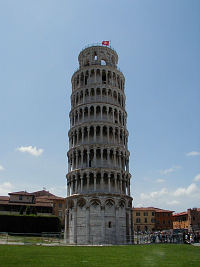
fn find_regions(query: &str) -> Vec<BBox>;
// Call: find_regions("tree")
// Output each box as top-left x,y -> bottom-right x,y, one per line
25,205 -> 31,215
31,206 -> 37,215
19,206 -> 24,215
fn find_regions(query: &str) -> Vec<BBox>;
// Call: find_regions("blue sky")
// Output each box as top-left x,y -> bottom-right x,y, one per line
0,1 -> 199,213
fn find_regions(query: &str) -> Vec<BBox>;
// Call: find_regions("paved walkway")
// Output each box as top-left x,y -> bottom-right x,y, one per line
0,239 -> 200,246
193,242 -> 200,246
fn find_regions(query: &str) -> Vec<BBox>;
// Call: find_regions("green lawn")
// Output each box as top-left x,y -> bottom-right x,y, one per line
0,244 -> 199,267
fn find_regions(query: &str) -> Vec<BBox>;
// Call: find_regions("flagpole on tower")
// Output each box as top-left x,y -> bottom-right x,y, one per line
110,40 -> 111,47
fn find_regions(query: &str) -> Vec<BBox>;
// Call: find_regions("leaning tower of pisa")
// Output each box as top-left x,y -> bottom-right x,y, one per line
65,44 -> 133,245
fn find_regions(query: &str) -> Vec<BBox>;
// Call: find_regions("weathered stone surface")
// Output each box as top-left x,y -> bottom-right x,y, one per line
65,44 -> 133,245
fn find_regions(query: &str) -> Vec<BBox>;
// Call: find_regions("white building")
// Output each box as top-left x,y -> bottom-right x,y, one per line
65,44 -> 133,244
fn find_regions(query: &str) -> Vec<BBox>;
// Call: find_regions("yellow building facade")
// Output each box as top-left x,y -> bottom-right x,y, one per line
133,207 -> 155,232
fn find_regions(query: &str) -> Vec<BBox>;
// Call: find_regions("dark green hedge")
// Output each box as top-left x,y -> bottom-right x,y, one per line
0,214 -> 61,233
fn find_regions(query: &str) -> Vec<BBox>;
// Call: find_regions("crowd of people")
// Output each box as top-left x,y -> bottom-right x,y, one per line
134,230 -> 200,245
183,232 -> 200,244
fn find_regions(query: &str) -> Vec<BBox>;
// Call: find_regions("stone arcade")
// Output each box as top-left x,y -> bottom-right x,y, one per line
65,44 -> 133,244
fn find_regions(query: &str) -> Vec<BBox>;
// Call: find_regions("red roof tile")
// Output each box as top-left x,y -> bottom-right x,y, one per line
133,206 -> 174,213
173,211 -> 188,217
9,191 -> 34,196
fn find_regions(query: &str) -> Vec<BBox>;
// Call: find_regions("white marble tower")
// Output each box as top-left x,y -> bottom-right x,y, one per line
65,44 -> 133,244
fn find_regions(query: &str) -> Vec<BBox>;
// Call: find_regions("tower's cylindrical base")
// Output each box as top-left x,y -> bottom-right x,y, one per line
65,193 -> 133,245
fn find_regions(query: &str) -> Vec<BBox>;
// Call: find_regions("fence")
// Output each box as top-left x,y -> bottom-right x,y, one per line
0,232 -> 64,245
133,232 -> 183,245
65,234 -> 132,245
0,232 -> 188,246
64,232 -> 184,245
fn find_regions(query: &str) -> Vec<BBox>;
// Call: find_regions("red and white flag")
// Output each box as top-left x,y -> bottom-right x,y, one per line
102,41 -> 109,46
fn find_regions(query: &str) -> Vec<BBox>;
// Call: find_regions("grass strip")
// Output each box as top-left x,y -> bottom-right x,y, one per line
0,244 -> 199,267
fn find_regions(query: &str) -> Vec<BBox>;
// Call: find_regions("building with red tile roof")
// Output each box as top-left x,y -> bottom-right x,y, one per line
0,190 -> 66,227
133,207 -> 174,232
173,208 -> 200,231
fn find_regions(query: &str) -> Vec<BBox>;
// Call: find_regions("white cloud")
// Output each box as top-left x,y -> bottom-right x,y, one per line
186,151 -> 200,156
159,165 -> 181,175
49,186 -> 67,197
16,146 -> 44,156
138,182 -> 200,212
0,165 -> 5,171
156,179 -> 164,183
194,174 -> 200,182
0,182 -> 13,195
173,183 -> 199,197
140,193 -> 149,200
140,188 -> 168,200
167,200 -> 181,205
135,204 -> 144,208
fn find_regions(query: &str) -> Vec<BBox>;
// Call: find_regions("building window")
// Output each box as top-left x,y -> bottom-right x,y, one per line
137,226 -> 140,231
144,212 -> 148,216
59,203 -> 62,208
136,212 -> 140,216
151,218 -> 155,223
152,212 -> 154,216
136,218 -> 141,223
168,213 -> 170,217
108,222 -> 112,228
145,226 -> 148,231
145,218 -> 147,223
19,195 -> 23,200
157,213 -> 160,217
157,220 -> 160,224
168,220 -> 171,224
162,213 -> 165,217
163,220 -> 165,225
58,211 -> 62,217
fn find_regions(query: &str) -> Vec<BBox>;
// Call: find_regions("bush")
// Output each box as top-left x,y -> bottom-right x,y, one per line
31,206 -> 37,215
19,206 -> 24,215
0,214 -> 61,233
25,206 -> 31,215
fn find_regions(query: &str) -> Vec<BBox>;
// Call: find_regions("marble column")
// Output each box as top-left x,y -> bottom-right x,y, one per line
94,173 -> 96,191
86,206 -> 90,243
115,207 -> 119,244
64,209 -> 69,243
73,208 -> 77,244
80,175 -> 83,193
87,173 -> 89,192
101,206 -> 105,244
108,174 -> 111,192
